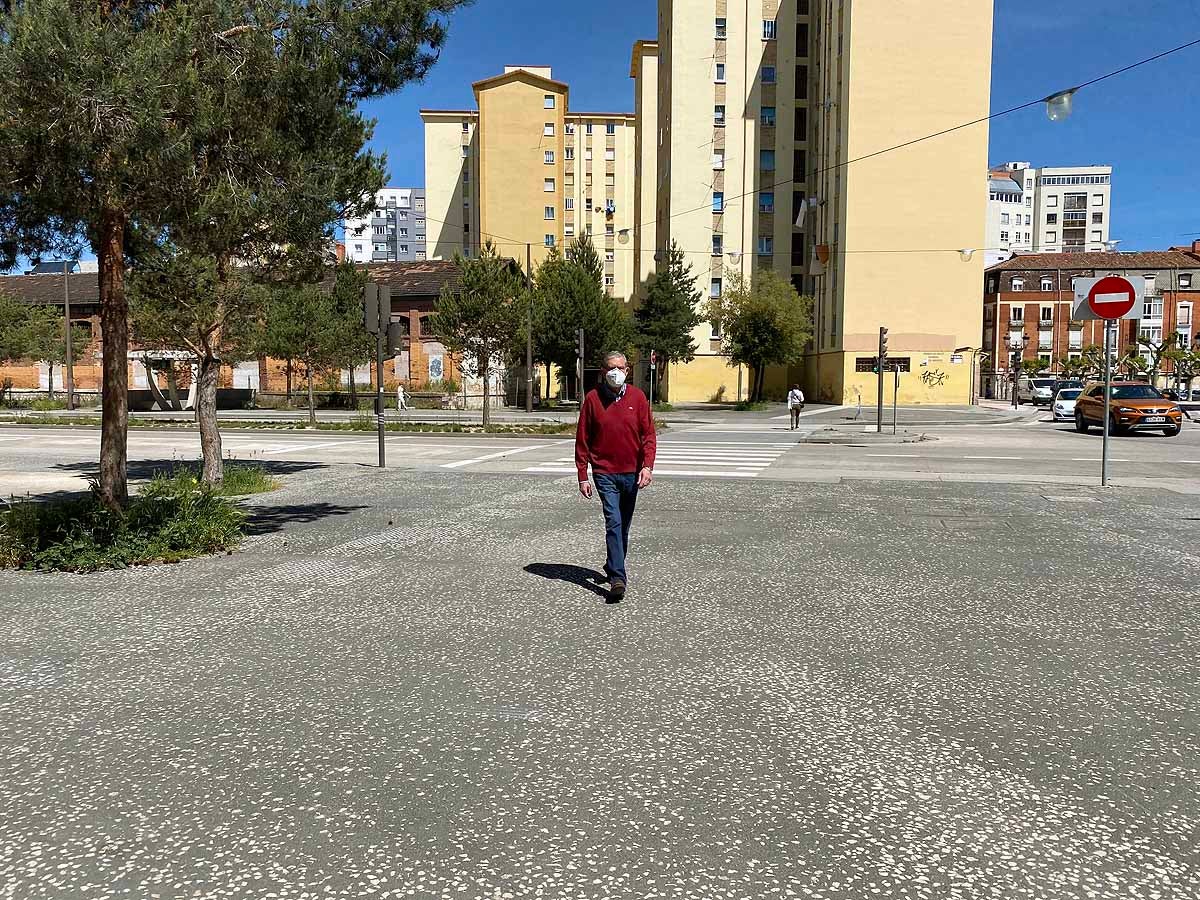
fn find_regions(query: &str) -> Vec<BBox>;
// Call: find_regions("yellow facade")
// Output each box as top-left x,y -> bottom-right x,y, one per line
651,0 -> 993,404
423,67 -> 638,303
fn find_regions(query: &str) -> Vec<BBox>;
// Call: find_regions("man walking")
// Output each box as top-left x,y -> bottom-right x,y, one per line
575,351 -> 657,603
787,383 -> 806,430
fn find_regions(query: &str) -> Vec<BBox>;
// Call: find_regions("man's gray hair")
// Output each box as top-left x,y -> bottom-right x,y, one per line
604,351 -> 628,365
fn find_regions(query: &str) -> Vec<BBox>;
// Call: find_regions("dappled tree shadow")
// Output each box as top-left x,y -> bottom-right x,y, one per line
51,458 -> 328,479
524,563 -> 609,599
242,502 -> 367,536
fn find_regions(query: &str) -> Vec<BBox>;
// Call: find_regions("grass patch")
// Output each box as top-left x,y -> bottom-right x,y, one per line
1,472 -> 246,572
0,415 -> 579,435
734,400 -> 768,412
651,402 -> 675,413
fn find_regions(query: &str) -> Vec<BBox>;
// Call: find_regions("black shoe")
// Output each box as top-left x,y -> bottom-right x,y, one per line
607,580 -> 626,603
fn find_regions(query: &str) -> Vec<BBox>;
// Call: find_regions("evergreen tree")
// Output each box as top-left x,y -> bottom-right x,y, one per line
429,242 -> 524,425
633,241 -> 702,399
259,282 -> 346,425
0,0 -> 469,507
17,305 -> 91,397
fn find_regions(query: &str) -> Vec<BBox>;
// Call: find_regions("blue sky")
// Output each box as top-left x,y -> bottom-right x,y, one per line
363,0 -> 1198,252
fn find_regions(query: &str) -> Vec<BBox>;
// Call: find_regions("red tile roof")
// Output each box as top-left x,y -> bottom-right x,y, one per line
357,260 -> 465,297
0,272 -> 100,306
986,251 -> 1200,272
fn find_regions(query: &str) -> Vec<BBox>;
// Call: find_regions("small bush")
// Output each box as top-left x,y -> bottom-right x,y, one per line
652,402 -> 674,412
0,474 -> 246,572
424,379 -> 461,394
214,465 -> 278,496
734,400 -> 768,412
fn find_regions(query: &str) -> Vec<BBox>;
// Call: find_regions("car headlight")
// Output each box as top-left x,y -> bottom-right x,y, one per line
1117,406 -> 1136,413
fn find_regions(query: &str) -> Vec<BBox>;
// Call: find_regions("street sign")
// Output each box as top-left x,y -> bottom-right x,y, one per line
1072,275 -> 1143,321
650,350 -> 657,369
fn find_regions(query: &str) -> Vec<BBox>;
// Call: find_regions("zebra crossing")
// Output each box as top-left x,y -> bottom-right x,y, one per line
522,440 -> 793,479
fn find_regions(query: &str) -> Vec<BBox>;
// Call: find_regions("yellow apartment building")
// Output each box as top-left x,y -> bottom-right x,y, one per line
422,67 -> 638,303
648,0 -> 993,403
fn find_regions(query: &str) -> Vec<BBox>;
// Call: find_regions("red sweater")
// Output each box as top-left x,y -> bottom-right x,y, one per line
575,384 -> 657,481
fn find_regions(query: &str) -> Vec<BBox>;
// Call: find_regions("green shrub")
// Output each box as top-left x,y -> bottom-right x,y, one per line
0,474 -> 246,572
734,400 -> 768,411
424,379 -> 461,394
652,402 -> 674,412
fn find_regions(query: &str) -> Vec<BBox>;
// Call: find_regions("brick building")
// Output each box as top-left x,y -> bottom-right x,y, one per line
0,259 -> 466,396
981,244 -> 1200,397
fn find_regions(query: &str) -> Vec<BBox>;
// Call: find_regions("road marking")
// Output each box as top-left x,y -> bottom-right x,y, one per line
260,439 -> 374,455
964,456 -> 1023,460
1070,457 -> 1131,462
440,444 -> 552,469
866,453 -> 926,458
770,404 -> 852,420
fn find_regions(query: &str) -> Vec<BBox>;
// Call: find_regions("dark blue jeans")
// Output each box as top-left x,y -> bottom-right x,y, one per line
594,472 -> 639,585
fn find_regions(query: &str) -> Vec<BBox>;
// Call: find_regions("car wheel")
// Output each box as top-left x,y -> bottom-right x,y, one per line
1109,413 -> 1125,436
1074,410 -> 1089,433
1165,424 -> 1182,437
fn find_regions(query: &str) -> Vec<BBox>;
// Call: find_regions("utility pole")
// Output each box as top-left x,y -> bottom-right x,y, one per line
525,242 -> 533,413
876,326 -> 888,433
576,328 -> 585,401
1101,319 -> 1113,487
62,260 -> 75,411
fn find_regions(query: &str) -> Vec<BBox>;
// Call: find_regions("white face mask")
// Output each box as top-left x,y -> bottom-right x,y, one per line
605,368 -> 627,390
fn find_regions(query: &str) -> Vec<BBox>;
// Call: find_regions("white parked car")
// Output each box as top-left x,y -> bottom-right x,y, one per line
1052,387 -> 1083,421
1018,376 -> 1057,406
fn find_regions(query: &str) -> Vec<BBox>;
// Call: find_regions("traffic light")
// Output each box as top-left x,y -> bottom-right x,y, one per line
386,321 -> 405,355
878,326 -> 889,370
363,283 -> 379,334
377,285 -> 391,333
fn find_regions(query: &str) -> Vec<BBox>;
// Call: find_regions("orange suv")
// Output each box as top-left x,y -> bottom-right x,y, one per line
1074,382 -> 1183,437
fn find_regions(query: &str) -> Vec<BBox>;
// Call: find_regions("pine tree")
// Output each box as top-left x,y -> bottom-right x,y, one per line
0,0 -> 469,506
634,241 -> 702,398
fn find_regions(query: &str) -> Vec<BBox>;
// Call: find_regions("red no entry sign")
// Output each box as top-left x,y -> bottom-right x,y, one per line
1072,275 -> 1143,321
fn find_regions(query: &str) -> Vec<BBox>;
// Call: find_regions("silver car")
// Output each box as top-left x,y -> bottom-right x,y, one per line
1052,387 -> 1083,421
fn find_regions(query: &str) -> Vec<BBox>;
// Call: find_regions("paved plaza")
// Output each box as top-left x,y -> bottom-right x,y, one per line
2,439 -> 1199,898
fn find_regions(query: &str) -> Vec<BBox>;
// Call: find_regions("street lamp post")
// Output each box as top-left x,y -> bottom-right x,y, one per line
62,260 -> 75,411
1010,331 -> 1030,408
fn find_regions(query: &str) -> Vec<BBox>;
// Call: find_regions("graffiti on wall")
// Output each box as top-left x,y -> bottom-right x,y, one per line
921,369 -> 947,388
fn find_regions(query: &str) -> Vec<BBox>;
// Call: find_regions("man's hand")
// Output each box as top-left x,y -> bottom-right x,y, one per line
579,481 -> 593,499
637,467 -> 653,488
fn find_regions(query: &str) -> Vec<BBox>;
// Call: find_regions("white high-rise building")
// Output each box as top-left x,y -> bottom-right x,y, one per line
985,161 -> 1113,266
342,188 -> 427,263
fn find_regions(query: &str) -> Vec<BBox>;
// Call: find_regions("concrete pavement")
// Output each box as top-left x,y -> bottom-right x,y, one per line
1,464 -> 1198,898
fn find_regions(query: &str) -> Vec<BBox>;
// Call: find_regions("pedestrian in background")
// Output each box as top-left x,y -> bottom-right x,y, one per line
575,351 -> 657,603
396,383 -> 409,411
787,383 -> 806,430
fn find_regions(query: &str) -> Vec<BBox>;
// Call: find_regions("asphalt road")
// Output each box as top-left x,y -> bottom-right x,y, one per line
2,461 -> 1197,898
3,406 -> 1200,498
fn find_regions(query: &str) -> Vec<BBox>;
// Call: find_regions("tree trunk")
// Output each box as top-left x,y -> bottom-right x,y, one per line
46,362 -> 55,398
285,359 -> 293,402
544,363 -> 551,400
481,359 -> 491,427
348,360 -> 358,408
197,354 -> 223,485
97,208 -> 129,508
166,365 -> 181,409
306,365 -> 316,425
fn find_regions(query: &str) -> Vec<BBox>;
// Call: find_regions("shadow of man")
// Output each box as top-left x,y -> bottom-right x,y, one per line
524,563 -> 610,600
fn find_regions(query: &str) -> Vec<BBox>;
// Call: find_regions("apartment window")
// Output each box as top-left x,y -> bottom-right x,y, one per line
759,191 -> 774,213
544,234 -> 555,248
604,274 -> 615,286
795,64 -> 808,99
760,106 -> 776,127
714,105 -> 725,125
710,318 -> 722,339
1000,213 -> 1009,226
606,122 -> 616,135
564,224 -> 574,237
796,23 -> 809,54
1046,213 -> 1057,225
545,150 -> 554,164
585,148 -> 592,160
1046,231 -> 1057,242
605,173 -> 615,187
354,244 -> 362,253
585,196 -> 592,209
715,17 -> 727,38
565,146 -> 574,160
416,234 -> 424,243
710,277 -> 722,298
1144,274 -> 1156,293
586,123 -> 593,135
793,149 -> 806,179
398,228 -> 408,237
1040,306 -> 1054,321
1000,231 -> 1009,243
543,122 -> 554,136
1091,230 -> 1103,242
605,148 -> 615,161
762,65 -> 776,84
760,150 -> 776,171
1041,277 -> 1054,292
1093,193 -> 1104,206
762,19 -> 777,40
564,198 -> 574,210
712,234 -> 723,256
544,178 -> 555,192
544,94 -> 555,109
415,198 -> 424,211
373,224 -> 385,234
462,169 -> 470,184
1011,306 -> 1024,322
544,206 -> 555,220
712,150 -> 725,170
462,120 -> 470,133
1180,274 -> 1193,288
715,63 -> 726,83
757,236 -> 773,256
1025,197 -> 1032,208
1025,215 -> 1031,226
565,123 -> 576,136
605,223 -> 614,235
398,245 -> 408,253
1012,278 -> 1025,292
712,191 -> 724,213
